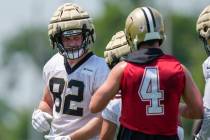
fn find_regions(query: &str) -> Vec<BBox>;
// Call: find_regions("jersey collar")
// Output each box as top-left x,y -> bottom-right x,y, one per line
123,48 -> 164,64
64,52 -> 94,74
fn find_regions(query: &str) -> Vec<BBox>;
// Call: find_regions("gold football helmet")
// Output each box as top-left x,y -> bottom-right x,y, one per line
48,3 -> 95,59
196,5 -> 210,55
104,31 -> 131,68
125,7 -> 165,51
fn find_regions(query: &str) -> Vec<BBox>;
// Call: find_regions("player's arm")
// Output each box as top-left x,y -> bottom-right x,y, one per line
38,85 -> 53,114
179,65 -> 203,119
68,116 -> 102,140
100,99 -> 120,140
45,116 -> 103,140
192,119 -> 203,139
100,119 -> 117,140
89,61 -> 127,113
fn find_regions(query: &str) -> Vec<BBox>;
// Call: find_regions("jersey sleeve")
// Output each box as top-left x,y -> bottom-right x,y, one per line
43,61 -> 54,86
102,99 -> 121,126
43,64 -> 49,85
93,59 -> 110,92
177,126 -> 184,140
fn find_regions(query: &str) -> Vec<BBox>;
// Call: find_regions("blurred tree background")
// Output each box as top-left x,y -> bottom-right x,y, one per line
0,0 -> 207,139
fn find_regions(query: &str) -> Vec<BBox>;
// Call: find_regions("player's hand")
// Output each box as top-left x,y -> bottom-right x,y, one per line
44,135 -> 71,140
104,31 -> 131,68
32,109 -> 53,133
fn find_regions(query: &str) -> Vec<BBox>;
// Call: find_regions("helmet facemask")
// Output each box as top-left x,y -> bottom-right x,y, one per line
54,25 -> 94,60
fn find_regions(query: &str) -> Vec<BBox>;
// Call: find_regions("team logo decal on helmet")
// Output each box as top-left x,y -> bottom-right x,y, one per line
48,3 -> 96,59
125,7 -> 165,51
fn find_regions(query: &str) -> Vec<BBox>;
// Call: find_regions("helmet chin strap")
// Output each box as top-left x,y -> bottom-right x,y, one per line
201,37 -> 210,56
63,55 -> 72,75
133,36 -> 139,51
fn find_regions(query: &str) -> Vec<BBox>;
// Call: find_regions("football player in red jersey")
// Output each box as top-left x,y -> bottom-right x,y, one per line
101,31 -> 184,140
90,6 -> 203,140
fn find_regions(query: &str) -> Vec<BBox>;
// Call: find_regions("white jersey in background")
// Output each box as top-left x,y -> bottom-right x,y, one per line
195,57 -> 210,140
43,52 -> 109,139
202,57 -> 210,109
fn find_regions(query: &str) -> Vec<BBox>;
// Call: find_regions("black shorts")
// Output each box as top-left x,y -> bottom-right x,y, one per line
117,125 -> 179,140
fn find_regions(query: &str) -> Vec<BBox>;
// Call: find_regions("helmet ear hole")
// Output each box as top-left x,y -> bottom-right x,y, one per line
204,26 -> 208,32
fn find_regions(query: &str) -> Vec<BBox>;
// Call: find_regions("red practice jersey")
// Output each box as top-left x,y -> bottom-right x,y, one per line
120,54 -> 185,135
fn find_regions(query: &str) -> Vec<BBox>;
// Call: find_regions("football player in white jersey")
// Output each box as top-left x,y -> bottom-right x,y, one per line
101,31 -> 185,140
31,3 -> 109,140
194,5 -> 210,140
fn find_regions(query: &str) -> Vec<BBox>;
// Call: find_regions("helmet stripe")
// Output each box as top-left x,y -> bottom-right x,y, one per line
141,8 -> 150,32
147,7 -> 156,29
142,7 -> 155,32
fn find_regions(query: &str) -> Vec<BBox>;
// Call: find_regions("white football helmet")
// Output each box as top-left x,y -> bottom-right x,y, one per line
196,5 -> 210,55
124,7 -> 165,51
48,3 -> 96,59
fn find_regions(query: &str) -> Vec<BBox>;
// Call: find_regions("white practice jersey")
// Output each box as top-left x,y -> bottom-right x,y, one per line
43,52 -> 109,139
102,98 -> 184,140
203,57 -> 210,109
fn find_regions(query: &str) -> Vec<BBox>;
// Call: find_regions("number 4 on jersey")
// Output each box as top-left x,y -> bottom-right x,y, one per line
138,67 -> 164,116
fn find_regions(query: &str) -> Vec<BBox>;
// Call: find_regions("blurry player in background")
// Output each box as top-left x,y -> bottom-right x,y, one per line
101,31 -> 184,140
194,5 -> 210,140
31,3 -> 109,140
90,6 -> 203,140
